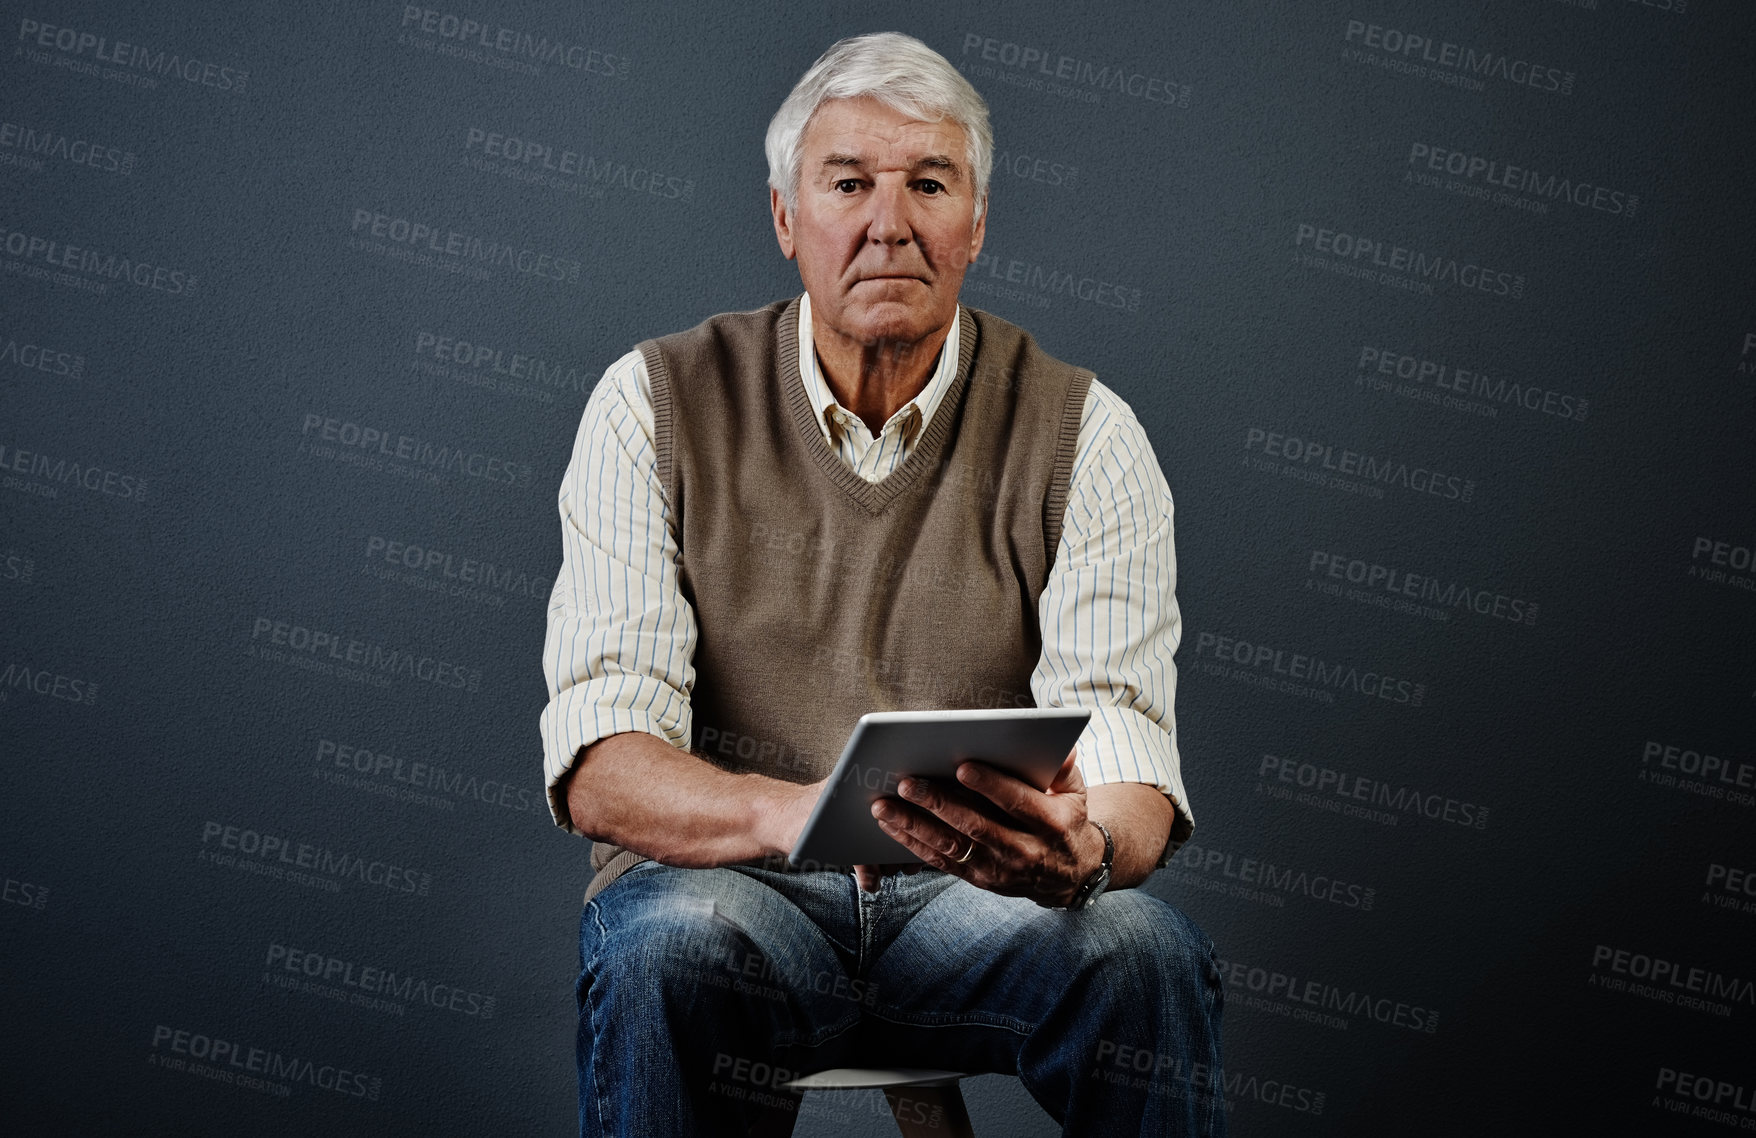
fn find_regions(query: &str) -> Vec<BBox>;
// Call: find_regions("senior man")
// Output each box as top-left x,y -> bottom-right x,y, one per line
541,32 -> 1223,1138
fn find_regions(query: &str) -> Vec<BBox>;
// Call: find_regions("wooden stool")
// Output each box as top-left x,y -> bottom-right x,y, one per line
767,1068 -> 976,1137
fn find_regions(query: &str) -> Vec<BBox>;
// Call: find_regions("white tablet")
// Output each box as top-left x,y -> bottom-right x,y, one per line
788,708 -> 1092,870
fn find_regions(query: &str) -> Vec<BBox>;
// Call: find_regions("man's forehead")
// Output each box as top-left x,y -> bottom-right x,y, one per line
803,97 -> 967,161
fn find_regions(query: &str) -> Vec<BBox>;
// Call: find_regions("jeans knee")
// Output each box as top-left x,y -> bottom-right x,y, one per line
590,895 -> 752,1004
1081,893 -> 1219,1002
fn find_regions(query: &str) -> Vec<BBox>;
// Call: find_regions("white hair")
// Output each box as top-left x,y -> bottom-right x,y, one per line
765,32 -> 993,216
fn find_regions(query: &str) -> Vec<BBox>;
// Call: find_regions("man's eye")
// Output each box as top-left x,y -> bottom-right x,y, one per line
917,180 -> 945,195
834,179 -> 862,193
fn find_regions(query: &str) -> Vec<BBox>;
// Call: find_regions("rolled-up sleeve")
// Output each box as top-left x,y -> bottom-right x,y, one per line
540,350 -> 696,833
1032,379 -> 1192,868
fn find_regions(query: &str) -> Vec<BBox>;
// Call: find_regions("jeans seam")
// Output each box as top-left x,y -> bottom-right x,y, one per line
585,932 -> 612,1136
583,901 -> 608,973
864,1006 -> 1037,1037
787,1007 -> 867,1053
856,889 -> 876,978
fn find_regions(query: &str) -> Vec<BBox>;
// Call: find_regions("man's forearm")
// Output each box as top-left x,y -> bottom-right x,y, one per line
563,731 -> 814,868
1087,782 -> 1176,890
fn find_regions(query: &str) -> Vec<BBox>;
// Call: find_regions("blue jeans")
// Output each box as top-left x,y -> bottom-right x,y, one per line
576,860 -> 1226,1136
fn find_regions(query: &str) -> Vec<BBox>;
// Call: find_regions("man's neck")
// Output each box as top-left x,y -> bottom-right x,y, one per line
811,314 -> 953,436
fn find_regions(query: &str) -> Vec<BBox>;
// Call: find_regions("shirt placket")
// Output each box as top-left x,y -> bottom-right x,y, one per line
830,404 -> 922,482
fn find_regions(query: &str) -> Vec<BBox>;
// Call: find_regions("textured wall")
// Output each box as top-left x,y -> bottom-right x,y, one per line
3,1 -> 1751,1134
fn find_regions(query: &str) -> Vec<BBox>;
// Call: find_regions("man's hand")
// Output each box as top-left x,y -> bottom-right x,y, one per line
865,749 -> 1105,907
756,776 -> 905,895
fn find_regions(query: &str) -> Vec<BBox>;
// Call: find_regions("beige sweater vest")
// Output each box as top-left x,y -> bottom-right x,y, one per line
583,297 -> 1091,904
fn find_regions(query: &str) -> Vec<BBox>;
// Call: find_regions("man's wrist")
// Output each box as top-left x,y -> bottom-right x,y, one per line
749,777 -> 810,860
1048,818 -> 1111,908
1080,818 -> 1107,880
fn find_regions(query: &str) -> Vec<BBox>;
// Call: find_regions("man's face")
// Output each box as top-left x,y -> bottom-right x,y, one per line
771,96 -> 987,352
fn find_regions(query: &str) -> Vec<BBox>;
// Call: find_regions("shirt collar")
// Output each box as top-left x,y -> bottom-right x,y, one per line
797,291 -> 960,449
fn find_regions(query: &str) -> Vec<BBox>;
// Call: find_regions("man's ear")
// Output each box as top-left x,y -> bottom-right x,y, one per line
967,199 -> 988,264
771,187 -> 797,261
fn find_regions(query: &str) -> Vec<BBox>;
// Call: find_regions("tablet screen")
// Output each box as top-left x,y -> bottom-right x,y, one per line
788,707 -> 1091,870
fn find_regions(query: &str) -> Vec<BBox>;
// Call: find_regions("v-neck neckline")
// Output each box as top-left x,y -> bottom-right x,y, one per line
778,298 -> 978,516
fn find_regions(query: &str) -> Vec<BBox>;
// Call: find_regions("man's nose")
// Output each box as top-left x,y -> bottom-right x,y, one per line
866,182 -> 912,247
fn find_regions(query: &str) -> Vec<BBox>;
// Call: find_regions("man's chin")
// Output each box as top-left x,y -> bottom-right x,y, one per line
832,302 -> 953,351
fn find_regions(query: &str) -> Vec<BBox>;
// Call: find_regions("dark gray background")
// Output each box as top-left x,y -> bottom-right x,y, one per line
3,1 -> 1752,1134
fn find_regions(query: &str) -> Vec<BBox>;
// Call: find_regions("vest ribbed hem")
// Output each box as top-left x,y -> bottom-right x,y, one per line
582,846 -> 648,906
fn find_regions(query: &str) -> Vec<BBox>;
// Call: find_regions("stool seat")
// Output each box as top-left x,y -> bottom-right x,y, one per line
782,1067 -> 965,1091
771,1068 -> 977,1138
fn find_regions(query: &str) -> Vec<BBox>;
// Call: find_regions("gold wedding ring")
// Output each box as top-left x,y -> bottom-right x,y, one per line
953,838 -> 976,864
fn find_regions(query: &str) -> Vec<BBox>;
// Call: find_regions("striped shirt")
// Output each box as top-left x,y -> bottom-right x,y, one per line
540,295 -> 1192,866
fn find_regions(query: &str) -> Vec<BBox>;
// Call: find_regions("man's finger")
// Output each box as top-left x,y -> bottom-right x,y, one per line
893,778 -> 1012,851
876,814 -> 972,879
1048,748 -> 1085,794
950,757 -> 1078,831
874,799 -> 975,864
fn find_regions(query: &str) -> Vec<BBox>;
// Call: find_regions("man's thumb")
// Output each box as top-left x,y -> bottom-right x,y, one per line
1049,748 -> 1082,793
